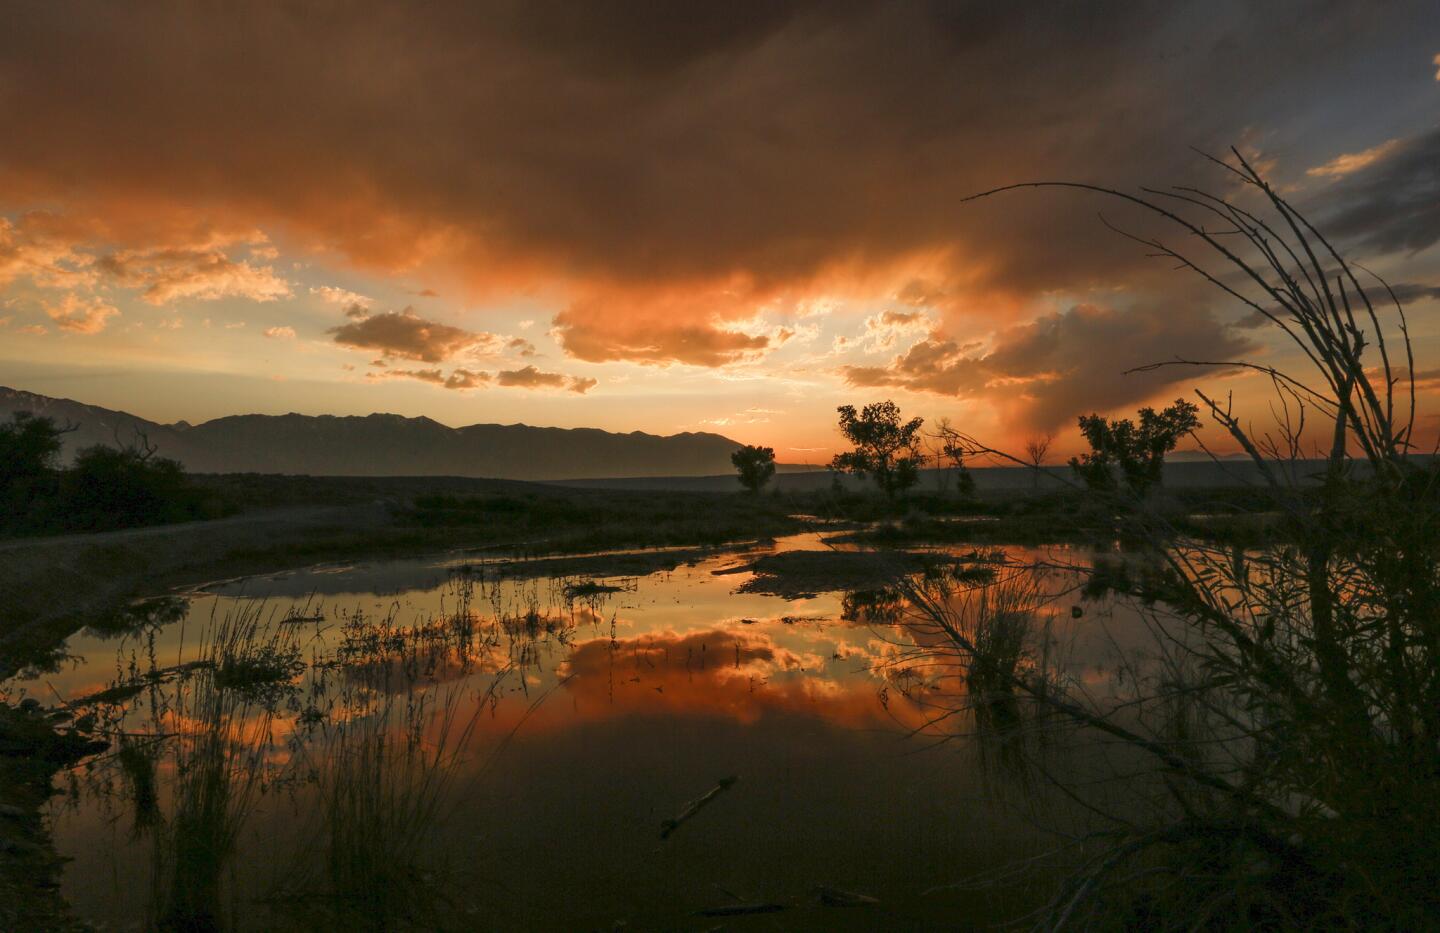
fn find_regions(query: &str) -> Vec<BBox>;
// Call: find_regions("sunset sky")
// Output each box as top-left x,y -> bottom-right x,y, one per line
2,2 -> 1438,461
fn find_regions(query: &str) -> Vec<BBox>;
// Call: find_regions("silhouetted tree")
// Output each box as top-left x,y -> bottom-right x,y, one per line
730,444 -> 776,493
1069,399 -> 1200,498
58,444 -> 195,530
1023,433 -> 1053,490
0,411 -> 67,477
0,412 -> 71,530
832,401 -> 924,498
0,414 -> 214,535
933,418 -> 976,498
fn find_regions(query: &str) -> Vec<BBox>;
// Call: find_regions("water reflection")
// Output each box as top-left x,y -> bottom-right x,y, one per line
15,534 -> 1147,930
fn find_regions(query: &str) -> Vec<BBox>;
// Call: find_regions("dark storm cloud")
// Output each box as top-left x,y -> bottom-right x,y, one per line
367,366 -> 496,390
1387,282 -> 1440,303
0,1 -> 1429,364
1325,127 -> 1440,255
1229,279 -> 1437,332
495,365 -> 596,393
329,308 -> 500,362
843,304 -> 1257,431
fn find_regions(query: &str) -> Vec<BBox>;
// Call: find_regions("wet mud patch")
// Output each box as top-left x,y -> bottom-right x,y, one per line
730,550 -> 928,598
472,544 -> 746,581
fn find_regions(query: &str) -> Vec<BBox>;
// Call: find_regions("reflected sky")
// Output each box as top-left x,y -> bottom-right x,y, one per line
19,534 -> 1161,929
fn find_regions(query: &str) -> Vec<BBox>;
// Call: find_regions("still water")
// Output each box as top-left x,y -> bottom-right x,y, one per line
15,534 -> 1151,930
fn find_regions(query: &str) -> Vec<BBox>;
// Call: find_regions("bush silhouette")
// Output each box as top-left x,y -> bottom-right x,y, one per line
905,152 -> 1440,927
57,445 -> 204,531
1069,399 -> 1200,498
831,401 -> 924,498
0,412 -> 68,531
730,444 -> 776,493
0,412 -> 214,535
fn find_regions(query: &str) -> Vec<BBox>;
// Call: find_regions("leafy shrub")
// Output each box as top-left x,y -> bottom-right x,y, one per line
55,446 -> 210,531
0,413 -> 217,535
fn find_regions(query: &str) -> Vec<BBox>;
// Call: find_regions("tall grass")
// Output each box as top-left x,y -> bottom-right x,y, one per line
279,676 -> 487,929
261,588 -> 517,930
907,152 -> 1440,927
146,603 -> 296,931
74,591 -> 509,930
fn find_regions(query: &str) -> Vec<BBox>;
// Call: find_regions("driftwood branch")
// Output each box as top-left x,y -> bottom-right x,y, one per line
659,774 -> 738,839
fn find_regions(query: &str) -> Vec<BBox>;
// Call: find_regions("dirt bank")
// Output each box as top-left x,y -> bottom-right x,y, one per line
0,505 -> 391,678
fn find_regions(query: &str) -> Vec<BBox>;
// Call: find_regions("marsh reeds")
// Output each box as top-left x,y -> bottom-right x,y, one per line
70,556 -> 639,930
147,602 -> 295,932
279,681 -> 484,930
268,593 -> 511,930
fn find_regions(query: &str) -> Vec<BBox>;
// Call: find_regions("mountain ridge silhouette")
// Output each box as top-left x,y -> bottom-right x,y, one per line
0,385 -> 750,480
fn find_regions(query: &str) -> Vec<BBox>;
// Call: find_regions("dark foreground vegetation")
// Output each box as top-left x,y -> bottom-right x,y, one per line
0,413 -> 228,537
875,155 -> 1440,929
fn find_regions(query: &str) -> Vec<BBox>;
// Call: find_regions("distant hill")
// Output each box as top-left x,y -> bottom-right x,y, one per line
0,386 -> 757,480
0,387 -> 204,464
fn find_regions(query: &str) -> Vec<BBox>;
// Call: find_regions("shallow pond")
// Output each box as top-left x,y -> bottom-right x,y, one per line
11,533 -> 1157,931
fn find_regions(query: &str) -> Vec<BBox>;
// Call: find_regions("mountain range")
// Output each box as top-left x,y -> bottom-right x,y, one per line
0,386 -> 755,480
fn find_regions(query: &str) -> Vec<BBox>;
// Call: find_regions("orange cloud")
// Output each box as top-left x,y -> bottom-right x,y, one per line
311,285 -> 372,307
367,364 -> 593,393
0,6 -> 1380,357
551,288 -> 774,368
1369,366 -> 1440,394
97,240 -> 290,305
44,292 -> 118,334
552,628 -> 911,728
554,313 -> 771,367
367,367 -> 445,385
1306,138 -> 1404,179
0,3 -> 1429,379
445,368 -> 491,389
0,213 -> 96,290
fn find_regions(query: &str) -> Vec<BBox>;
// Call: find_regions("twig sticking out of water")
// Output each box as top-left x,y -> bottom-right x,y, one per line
695,902 -> 786,917
814,884 -> 880,908
659,775 -> 737,840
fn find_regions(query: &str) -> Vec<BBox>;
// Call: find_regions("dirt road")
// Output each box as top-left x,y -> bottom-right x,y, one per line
0,506 -> 360,553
